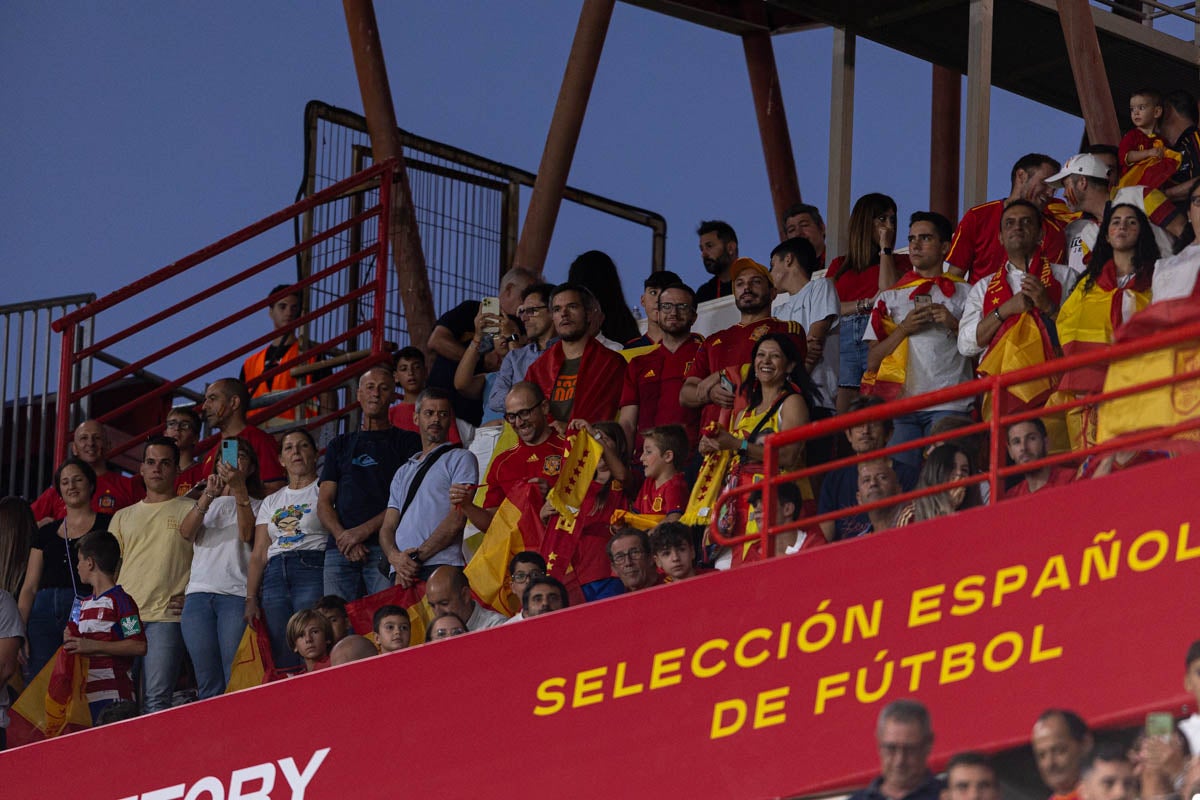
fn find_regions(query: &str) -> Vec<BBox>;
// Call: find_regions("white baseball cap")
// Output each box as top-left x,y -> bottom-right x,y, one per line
1045,154 -> 1111,187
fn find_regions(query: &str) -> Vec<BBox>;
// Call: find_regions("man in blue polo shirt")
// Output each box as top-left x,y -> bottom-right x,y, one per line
379,387 -> 478,588
317,365 -> 421,601
849,700 -> 943,800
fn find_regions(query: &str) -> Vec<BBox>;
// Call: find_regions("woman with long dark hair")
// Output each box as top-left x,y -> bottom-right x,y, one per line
895,444 -> 982,526
0,496 -> 33,749
17,458 -> 110,681
1057,202 -> 1158,448
829,193 -> 908,413
567,250 -> 640,344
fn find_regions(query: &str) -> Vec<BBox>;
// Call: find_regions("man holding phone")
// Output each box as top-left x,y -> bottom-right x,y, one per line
864,212 -> 974,469
200,378 -> 285,492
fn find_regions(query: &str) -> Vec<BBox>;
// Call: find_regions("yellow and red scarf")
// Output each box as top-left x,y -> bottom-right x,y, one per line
977,259 -> 1061,415
1058,260 -> 1152,394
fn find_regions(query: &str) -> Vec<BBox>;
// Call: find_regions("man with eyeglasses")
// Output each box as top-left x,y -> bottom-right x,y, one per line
166,406 -> 205,496
848,699 -> 941,800
378,387 -> 476,588
619,282 -> 704,454
607,527 -> 660,594
502,552 -> 547,624
486,282 -> 558,418
31,419 -> 144,525
449,382 -> 567,535
524,282 -> 627,430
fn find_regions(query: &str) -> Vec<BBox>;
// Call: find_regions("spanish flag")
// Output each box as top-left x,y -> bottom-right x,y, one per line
345,583 -> 431,646
681,448 -> 733,526
464,480 -> 547,616
546,429 -> 603,531
9,647 -> 91,743
610,508 -> 665,531
977,261 -> 1060,415
1057,261 -> 1151,394
1097,295 -> 1200,443
1118,144 -> 1183,191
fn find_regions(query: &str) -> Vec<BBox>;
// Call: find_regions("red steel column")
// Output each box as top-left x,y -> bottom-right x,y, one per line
930,65 -> 962,222
743,30 -> 803,239
1056,0 -> 1122,147
514,0 -> 615,272
343,0 -> 436,350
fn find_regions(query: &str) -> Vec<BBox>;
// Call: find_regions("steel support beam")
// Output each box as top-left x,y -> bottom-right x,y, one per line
743,30 -> 802,237
343,0 -> 436,349
963,0 -> 993,209
827,28 -> 855,259
930,65 -> 962,221
1056,0 -> 1122,147
515,0 -> 615,272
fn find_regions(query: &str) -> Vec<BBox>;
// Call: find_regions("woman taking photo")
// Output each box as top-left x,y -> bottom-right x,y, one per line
179,438 -> 264,698
829,193 -> 908,413
245,429 -> 329,672
17,458 -> 110,680
1057,202 -> 1158,449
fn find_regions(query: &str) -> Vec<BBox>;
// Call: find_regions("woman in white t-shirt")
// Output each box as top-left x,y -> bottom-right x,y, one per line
178,437 -> 264,699
245,429 -> 329,672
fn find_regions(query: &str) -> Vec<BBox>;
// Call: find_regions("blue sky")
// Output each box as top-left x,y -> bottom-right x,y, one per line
2,2 -> 1093,387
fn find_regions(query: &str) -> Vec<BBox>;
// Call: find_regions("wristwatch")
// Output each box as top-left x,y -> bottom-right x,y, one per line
880,247 -> 893,256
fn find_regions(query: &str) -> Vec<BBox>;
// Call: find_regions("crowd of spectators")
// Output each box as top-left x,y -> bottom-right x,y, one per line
0,90 -> 1198,763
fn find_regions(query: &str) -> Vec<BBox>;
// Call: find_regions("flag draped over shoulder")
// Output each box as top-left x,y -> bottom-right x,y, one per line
465,480 -> 547,616
1097,295 -> 1200,443
1057,261 -> 1152,394
977,262 -> 1060,415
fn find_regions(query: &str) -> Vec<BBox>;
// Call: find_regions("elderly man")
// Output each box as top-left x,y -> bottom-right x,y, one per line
31,420 -> 143,524
607,527 -> 660,594
424,566 -> 505,631
848,699 -> 942,800
317,365 -> 422,600
379,387 -> 477,588
782,203 -> 828,268
856,458 -> 904,534
200,378 -> 285,491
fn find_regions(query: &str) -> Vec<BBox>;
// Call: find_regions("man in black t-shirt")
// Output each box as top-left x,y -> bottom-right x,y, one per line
317,365 -> 421,601
425,267 -> 539,424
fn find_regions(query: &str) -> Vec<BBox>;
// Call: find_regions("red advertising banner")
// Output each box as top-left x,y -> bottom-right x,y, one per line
2,455 -> 1195,798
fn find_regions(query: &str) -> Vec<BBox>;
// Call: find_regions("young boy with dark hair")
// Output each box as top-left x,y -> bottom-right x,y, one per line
373,605 -> 412,653
314,595 -> 351,644
649,522 -> 698,582
62,530 -> 147,722
633,425 -> 689,522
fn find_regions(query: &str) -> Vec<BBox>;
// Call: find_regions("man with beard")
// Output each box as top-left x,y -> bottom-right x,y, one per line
523,283 -> 627,430
695,220 -> 739,303
619,282 -> 704,452
1003,419 -> 1074,499
318,365 -> 422,599
199,378 -> 285,492
449,382 -> 568,534
948,154 -> 1067,283
379,387 -> 476,587
681,258 -> 805,431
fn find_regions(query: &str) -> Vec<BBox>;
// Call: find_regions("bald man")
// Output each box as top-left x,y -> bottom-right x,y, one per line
424,566 -> 505,631
31,420 -> 143,524
329,635 -> 380,666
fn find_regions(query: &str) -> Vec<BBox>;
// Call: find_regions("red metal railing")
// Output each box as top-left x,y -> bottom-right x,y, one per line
51,159 -> 398,463
710,314 -> 1200,556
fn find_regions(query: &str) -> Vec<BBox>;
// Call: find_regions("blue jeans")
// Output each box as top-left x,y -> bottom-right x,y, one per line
140,621 -> 185,713
25,586 -> 76,682
261,550 -> 325,671
838,313 -> 871,389
889,409 -> 961,470
181,592 -> 246,700
322,543 -> 391,602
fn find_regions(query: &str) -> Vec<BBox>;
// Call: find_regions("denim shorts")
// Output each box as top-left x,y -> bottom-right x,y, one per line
838,312 -> 871,389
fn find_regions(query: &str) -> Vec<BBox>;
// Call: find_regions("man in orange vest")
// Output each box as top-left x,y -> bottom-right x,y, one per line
240,285 -> 330,422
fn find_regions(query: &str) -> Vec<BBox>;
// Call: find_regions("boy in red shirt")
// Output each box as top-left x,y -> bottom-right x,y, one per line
633,425 -> 689,522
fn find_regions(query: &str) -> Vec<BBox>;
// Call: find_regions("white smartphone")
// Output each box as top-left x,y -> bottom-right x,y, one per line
480,296 -> 501,334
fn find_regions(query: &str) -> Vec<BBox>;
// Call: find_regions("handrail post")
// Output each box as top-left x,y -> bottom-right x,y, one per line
373,162 -> 393,354
762,437 -> 777,558
56,322 -> 76,465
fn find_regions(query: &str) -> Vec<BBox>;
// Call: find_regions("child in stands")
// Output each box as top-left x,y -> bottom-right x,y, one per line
649,522 -> 698,582
632,425 -> 689,523
1119,88 -> 1180,189
285,609 -> 332,672
62,531 -> 147,722
373,605 -> 412,653
313,595 -> 350,644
